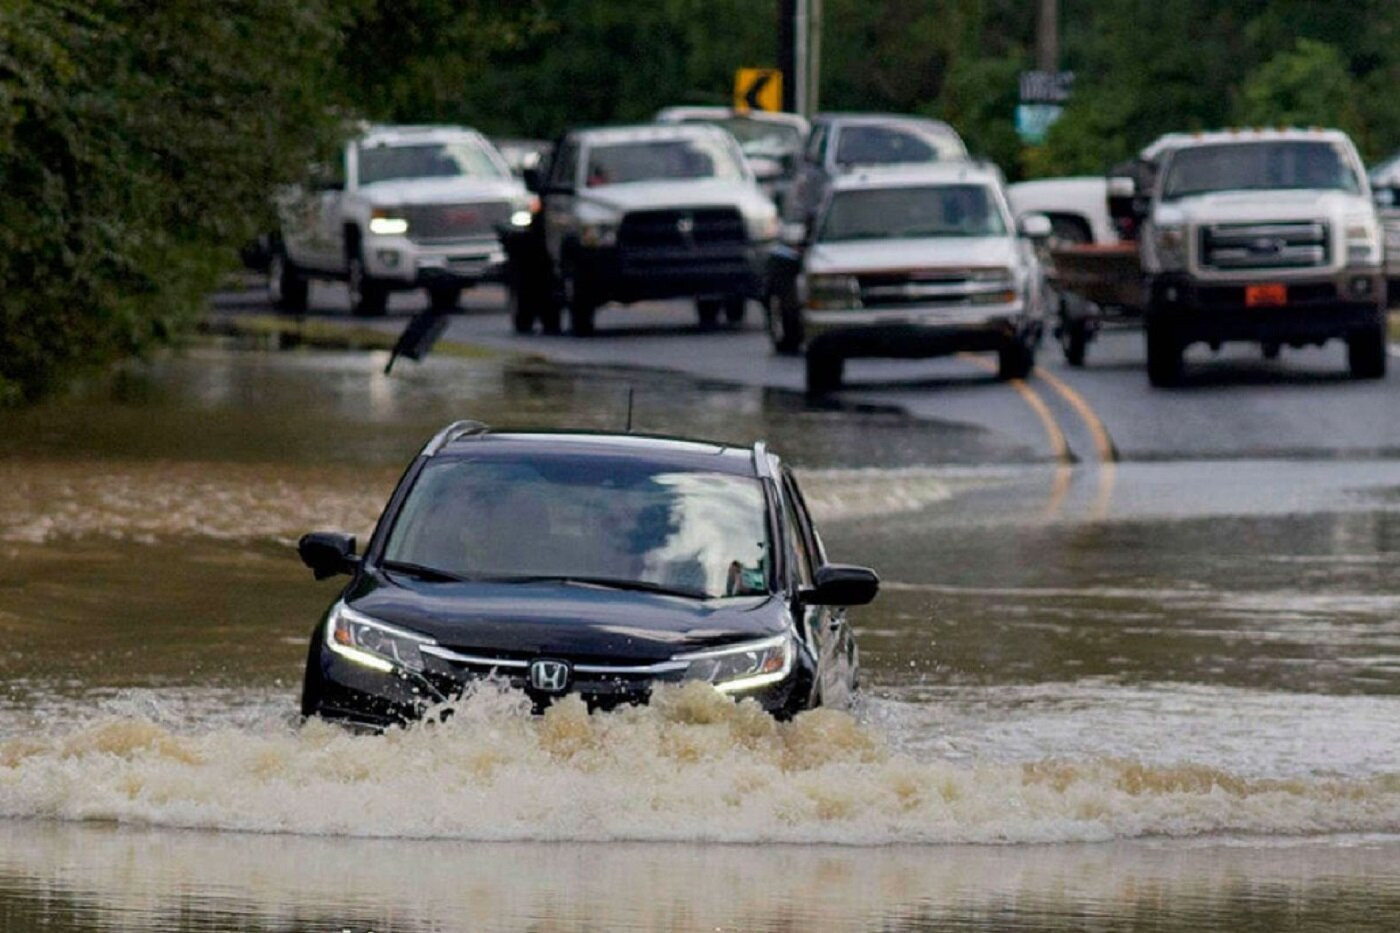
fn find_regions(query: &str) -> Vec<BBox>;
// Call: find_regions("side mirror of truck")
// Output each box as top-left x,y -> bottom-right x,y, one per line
1018,213 -> 1053,240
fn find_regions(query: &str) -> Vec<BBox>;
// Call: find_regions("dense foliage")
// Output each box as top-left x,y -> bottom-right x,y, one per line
4,0 -> 1400,399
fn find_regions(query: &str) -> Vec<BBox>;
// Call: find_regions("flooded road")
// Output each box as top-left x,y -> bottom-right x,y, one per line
1,346 -> 1398,931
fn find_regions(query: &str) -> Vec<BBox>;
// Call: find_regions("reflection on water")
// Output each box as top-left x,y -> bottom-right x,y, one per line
2,347 -> 1400,931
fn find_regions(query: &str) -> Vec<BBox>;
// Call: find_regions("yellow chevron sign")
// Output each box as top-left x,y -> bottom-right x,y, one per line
734,68 -> 782,112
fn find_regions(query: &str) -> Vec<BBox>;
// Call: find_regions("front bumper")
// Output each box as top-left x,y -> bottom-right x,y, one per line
363,233 -> 510,287
575,242 -> 769,304
307,638 -> 811,728
804,301 -> 1037,358
1147,270 -> 1385,343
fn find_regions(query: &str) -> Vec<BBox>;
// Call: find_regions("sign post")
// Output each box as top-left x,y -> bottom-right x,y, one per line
734,68 -> 783,113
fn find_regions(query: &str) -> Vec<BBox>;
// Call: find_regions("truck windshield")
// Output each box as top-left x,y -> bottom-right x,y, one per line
383,456 -> 771,600
584,138 -> 744,186
834,124 -> 966,167
1162,141 -> 1360,200
818,185 -> 1007,241
358,141 -> 508,185
703,117 -> 804,158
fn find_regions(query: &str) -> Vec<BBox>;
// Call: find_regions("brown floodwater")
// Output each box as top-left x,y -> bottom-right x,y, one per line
0,345 -> 1398,931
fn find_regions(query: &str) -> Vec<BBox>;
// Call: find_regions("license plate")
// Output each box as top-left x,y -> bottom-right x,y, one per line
1245,283 -> 1287,307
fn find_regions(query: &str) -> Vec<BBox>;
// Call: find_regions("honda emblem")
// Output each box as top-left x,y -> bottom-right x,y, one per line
529,659 -> 571,693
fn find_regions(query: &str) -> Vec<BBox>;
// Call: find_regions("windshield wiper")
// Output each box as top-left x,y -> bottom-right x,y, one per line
378,559 -> 471,583
484,574 -> 710,600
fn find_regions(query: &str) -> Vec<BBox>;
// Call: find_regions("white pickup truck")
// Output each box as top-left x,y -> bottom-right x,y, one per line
1133,128 -> 1387,384
270,125 -> 533,315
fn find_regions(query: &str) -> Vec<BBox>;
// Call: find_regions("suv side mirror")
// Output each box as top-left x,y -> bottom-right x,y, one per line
804,563 -> 880,606
1018,212 -> 1053,240
298,531 -> 359,580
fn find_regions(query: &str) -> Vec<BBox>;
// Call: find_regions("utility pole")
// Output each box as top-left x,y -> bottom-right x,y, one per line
808,0 -> 822,115
778,0 -> 796,112
1036,0 -> 1059,71
794,0 -> 809,116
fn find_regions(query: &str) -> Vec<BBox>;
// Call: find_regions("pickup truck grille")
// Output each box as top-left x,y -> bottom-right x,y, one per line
1199,221 -> 1328,271
857,269 -> 1013,308
618,208 -> 747,250
402,201 -> 512,243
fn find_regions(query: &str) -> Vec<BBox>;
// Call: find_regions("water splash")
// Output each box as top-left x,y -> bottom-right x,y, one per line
1,683 -> 1395,845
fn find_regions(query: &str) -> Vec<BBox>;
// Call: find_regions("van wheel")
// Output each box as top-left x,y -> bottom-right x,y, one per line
1348,320 -> 1387,379
1145,318 -> 1184,387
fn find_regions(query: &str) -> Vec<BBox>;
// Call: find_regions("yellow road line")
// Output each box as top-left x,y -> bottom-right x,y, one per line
1033,367 -> 1119,463
958,353 -> 1073,465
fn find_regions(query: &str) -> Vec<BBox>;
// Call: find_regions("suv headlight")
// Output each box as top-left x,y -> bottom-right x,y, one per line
806,273 -> 862,310
369,208 -> 409,236
674,634 -> 794,694
580,220 -> 619,248
325,601 -> 435,674
1152,224 -> 1187,271
1345,215 -> 1382,265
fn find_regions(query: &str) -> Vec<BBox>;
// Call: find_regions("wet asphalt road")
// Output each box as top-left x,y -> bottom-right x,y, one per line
210,280 -> 1400,466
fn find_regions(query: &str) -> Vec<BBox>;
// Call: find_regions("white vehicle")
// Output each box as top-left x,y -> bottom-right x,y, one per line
270,125 -> 533,315
765,163 -> 1050,394
653,107 -> 809,209
1006,176 -> 1119,246
1133,128 -> 1386,384
529,123 -> 779,335
1367,151 -> 1400,301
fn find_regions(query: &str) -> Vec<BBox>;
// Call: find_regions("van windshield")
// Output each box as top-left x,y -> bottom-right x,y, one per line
1162,141 -> 1360,200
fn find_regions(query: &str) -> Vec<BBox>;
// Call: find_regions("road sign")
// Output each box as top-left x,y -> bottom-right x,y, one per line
1016,104 -> 1063,144
1019,70 -> 1074,104
734,68 -> 783,112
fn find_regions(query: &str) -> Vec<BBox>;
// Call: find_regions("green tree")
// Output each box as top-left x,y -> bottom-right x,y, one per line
1235,39 -> 1362,140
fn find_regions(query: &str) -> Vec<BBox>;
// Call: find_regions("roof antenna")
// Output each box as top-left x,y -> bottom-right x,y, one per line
624,387 -> 635,433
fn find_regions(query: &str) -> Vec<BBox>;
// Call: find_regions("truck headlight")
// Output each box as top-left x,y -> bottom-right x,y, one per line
1153,224 -> 1187,271
1346,216 -> 1382,265
674,634 -> 793,694
369,208 -> 409,236
510,196 -> 538,228
580,221 -> 619,248
806,273 -> 862,310
325,601 -> 435,674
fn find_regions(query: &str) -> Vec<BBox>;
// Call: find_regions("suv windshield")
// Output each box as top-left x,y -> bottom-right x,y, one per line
1162,141 -> 1360,200
383,456 -> 771,599
584,137 -> 744,186
834,124 -> 966,167
358,141 -> 507,185
819,184 -> 1007,241
703,118 -> 804,158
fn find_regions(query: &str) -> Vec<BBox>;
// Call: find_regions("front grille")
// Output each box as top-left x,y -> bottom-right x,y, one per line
618,208 -> 746,250
857,269 -> 1012,308
1200,221 -> 1328,271
402,201 -> 512,243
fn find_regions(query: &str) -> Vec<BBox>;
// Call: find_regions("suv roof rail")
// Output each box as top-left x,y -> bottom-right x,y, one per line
423,420 -> 490,456
751,440 -> 774,479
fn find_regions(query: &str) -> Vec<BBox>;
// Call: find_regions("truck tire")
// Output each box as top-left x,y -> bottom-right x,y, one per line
427,284 -> 461,312
347,240 -> 388,317
1347,319 -> 1387,379
268,249 -> 309,313
696,298 -> 722,328
724,297 -> 747,325
997,339 -> 1035,380
1145,318 -> 1184,387
1060,317 -> 1088,367
766,286 -> 804,355
805,348 -> 843,396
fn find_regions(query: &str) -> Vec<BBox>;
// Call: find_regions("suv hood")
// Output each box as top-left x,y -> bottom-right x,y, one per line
360,175 -> 525,207
806,236 -> 1020,273
1159,189 -> 1366,226
347,575 -> 785,662
578,179 -> 767,216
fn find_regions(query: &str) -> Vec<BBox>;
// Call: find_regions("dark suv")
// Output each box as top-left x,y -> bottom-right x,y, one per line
297,422 -> 878,726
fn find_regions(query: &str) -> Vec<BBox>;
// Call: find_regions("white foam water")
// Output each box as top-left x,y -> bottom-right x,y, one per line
2,683 -> 1395,846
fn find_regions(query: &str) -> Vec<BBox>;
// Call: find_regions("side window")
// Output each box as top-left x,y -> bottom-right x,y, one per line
549,140 -> 579,190
784,472 -> 825,566
779,475 -> 814,589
